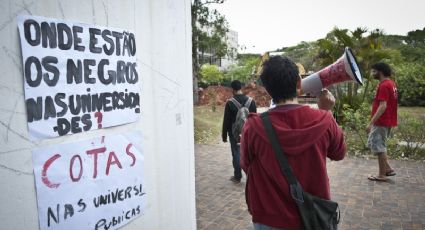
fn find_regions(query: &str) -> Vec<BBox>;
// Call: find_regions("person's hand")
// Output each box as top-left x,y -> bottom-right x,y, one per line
366,124 -> 372,133
317,89 -> 335,111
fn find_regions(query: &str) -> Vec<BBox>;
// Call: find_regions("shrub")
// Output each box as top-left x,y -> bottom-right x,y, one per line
394,63 -> 425,106
341,102 -> 371,155
200,64 -> 223,84
390,112 -> 425,158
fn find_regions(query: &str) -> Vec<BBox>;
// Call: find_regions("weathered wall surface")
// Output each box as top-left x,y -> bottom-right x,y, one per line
0,0 -> 195,229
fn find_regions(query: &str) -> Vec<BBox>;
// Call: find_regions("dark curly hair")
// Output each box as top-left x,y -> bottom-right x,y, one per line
230,80 -> 242,91
371,62 -> 392,77
260,56 -> 299,103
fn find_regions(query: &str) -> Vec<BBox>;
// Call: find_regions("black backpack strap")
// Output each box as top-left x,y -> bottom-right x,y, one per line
260,112 -> 304,204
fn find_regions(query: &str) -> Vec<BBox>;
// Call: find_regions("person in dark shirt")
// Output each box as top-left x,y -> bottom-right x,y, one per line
222,80 -> 257,183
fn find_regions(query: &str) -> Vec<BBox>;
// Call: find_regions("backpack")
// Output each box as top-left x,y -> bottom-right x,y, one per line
230,97 -> 253,143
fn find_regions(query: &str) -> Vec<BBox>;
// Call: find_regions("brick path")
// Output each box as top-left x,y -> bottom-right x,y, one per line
195,142 -> 425,230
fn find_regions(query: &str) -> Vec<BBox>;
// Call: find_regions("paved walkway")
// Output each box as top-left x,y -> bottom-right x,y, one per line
195,142 -> 425,230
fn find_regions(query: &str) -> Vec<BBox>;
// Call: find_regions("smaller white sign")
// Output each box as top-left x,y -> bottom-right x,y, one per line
32,131 -> 145,230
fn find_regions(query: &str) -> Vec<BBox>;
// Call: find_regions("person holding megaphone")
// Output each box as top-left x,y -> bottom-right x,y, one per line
269,47 -> 363,108
240,55 -> 348,230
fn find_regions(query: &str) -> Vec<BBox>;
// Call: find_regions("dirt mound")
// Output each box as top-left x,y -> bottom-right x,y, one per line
198,83 -> 272,107
241,83 -> 272,107
198,85 -> 233,106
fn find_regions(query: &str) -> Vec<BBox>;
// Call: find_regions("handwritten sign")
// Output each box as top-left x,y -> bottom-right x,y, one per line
32,131 -> 145,230
17,15 -> 141,140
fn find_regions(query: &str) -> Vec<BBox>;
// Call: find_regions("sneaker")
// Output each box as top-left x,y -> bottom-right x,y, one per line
230,176 -> 241,183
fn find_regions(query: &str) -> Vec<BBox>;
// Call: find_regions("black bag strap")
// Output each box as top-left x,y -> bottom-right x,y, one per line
260,112 -> 304,204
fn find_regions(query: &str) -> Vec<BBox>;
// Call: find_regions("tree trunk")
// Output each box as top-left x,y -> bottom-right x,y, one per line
354,82 -> 359,96
348,82 -> 353,104
192,1 -> 200,104
193,73 -> 199,104
361,78 -> 370,104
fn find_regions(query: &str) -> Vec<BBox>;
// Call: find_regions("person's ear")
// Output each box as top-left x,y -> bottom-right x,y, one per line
297,75 -> 302,95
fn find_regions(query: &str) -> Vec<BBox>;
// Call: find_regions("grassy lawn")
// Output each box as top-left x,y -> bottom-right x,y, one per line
398,106 -> 425,119
395,106 -> 425,160
194,104 -> 425,159
194,105 -> 224,144
345,106 -> 425,160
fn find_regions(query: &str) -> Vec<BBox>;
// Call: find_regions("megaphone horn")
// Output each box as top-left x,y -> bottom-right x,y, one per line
301,47 -> 363,95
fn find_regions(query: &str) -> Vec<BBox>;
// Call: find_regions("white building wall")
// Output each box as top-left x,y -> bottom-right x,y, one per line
220,29 -> 238,70
0,0 -> 195,229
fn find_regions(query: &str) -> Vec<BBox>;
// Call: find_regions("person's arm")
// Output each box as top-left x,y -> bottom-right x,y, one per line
222,102 -> 231,142
366,101 -> 387,133
327,115 -> 347,161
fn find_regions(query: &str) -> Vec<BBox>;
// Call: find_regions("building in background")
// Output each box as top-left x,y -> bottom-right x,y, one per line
198,29 -> 238,70
220,30 -> 238,70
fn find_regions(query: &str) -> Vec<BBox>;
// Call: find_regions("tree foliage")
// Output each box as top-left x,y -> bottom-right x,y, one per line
192,0 -> 229,103
200,64 -> 223,84
314,27 -> 402,122
268,27 -> 425,158
400,28 -> 425,66
279,42 -> 318,71
394,63 -> 425,106
223,55 -> 260,83
405,28 -> 425,47
270,27 -> 425,109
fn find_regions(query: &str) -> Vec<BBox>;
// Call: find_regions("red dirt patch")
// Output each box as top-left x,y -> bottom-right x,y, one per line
198,83 -> 272,107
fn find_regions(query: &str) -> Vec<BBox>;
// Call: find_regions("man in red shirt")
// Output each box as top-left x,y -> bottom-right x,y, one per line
367,62 -> 398,182
240,56 -> 346,230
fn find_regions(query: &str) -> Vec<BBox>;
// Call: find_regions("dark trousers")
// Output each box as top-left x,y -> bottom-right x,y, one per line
229,137 -> 242,180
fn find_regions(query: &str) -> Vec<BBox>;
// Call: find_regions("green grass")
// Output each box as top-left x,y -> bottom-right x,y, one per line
394,107 -> 425,160
344,106 -> 425,160
194,105 -> 224,144
193,105 -> 425,159
399,106 -> 425,119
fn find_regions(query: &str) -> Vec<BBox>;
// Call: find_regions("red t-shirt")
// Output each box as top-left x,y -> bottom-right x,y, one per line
240,105 -> 346,230
371,79 -> 398,127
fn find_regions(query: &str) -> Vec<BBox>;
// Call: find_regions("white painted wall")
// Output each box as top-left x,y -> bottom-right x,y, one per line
0,0 -> 195,229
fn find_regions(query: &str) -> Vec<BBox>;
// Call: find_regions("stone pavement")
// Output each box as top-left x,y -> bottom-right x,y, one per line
195,142 -> 425,230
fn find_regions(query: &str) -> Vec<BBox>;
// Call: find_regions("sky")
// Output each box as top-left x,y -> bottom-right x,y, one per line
210,0 -> 425,54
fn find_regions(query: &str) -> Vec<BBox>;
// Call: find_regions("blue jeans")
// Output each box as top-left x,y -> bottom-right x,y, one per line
229,137 -> 242,180
253,223 -> 282,230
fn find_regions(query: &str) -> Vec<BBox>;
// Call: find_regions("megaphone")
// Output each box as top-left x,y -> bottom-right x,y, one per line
301,47 -> 363,95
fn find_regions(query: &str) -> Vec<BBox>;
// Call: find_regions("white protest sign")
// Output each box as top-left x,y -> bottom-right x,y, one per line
17,15 -> 141,140
32,131 -> 145,230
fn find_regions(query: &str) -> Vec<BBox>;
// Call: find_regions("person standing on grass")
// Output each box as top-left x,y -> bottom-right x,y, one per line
367,62 -> 398,182
222,80 -> 257,183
